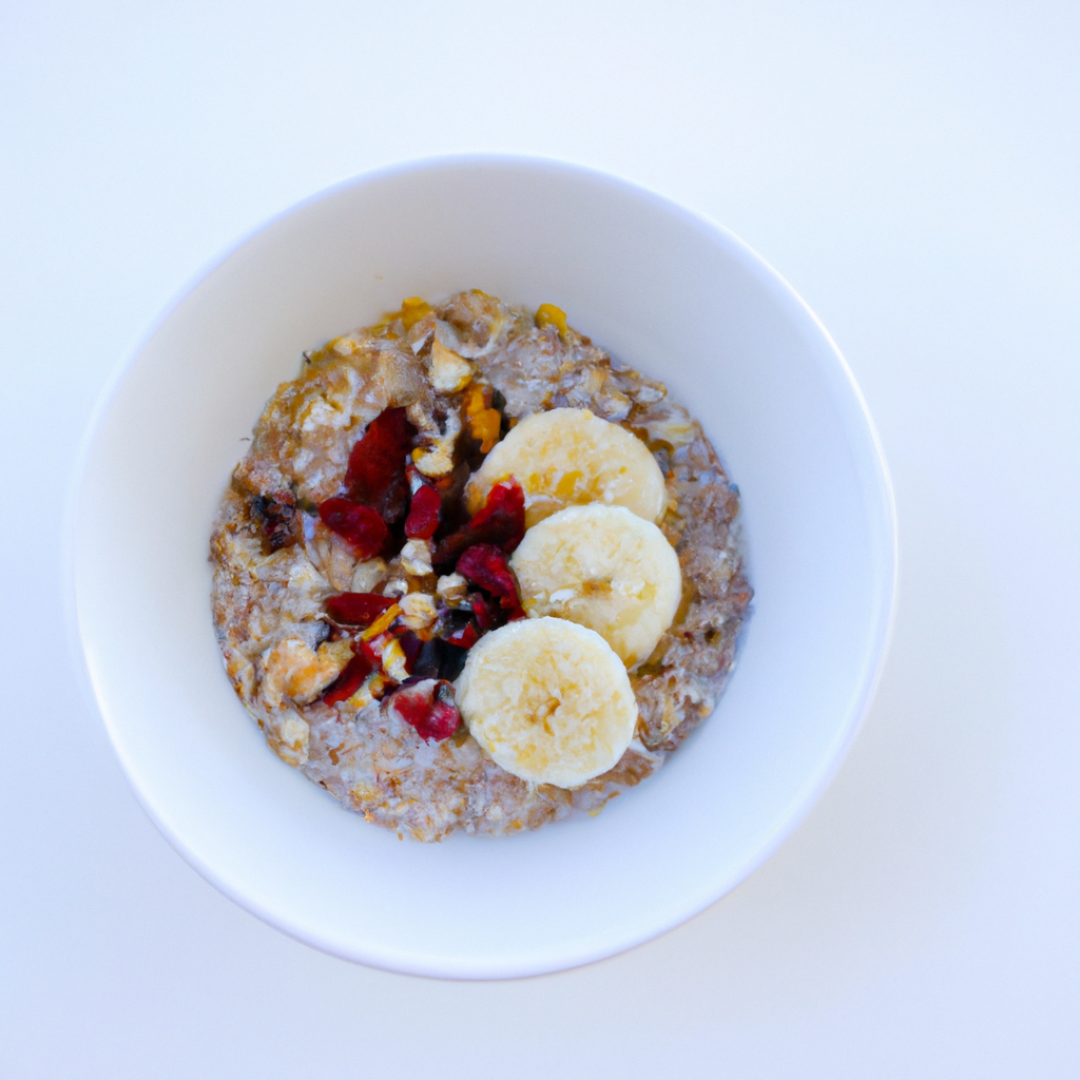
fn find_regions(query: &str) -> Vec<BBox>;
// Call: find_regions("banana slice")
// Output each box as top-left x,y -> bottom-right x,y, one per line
455,618 -> 638,789
466,407 -> 667,527
510,504 -> 681,668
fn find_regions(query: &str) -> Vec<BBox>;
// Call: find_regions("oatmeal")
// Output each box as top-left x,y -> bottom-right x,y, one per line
210,290 -> 751,840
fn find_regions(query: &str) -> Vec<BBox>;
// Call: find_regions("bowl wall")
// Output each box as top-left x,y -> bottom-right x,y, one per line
73,156 -> 895,978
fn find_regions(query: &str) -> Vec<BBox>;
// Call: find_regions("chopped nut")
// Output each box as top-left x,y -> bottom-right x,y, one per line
309,521 -> 358,592
407,312 -> 435,354
411,411 -> 462,478
262,636 -> 353,708
274,713 -> 311,765
380,637 -> 410,681
330,335 -> 360,356
429,339 -> 474,393
412,443 -> 454,477
399,538 -> 434,576
351,557 -> 387,594
436,572 -> 469,605
400,592 -> 438,630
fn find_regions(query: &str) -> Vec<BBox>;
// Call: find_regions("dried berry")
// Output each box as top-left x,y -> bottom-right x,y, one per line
413,637 -> 470,683
469,591 -> 500,630
325,592 -> 396,626
397,629 -> 424,674
343,407 -> 416,523
357,637 -> 383,670
467,480 -> 525,552
318,498 -> 389,559
437,608 -> 479,647
444,621 -> 480,650
322,650 -> 373,706
252,490 -> 298,552
432,479 -> 525,570
385,678 -> 461,742
404,483 -> 441,539
457,544 -> 525,622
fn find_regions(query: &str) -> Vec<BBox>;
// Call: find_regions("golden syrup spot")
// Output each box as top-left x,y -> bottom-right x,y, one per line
463,382 -> 490,417
469,408 -> 502,453
580,579 -> 613,599
399,297 -> 432,330
536,303 -> 569,339
360,604 -> 401,640
554,469 -> 582,500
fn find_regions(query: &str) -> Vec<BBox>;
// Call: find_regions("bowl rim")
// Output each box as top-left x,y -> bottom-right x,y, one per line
64,152 -> 898,978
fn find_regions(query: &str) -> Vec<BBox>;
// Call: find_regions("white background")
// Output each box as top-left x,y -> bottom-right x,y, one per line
2,1 -> 1078,1076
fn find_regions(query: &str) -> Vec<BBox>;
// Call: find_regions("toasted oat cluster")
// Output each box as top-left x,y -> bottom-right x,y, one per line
210,291 -> 751,841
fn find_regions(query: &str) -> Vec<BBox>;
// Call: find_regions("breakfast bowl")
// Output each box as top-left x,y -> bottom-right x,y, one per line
70,155 -> 896,978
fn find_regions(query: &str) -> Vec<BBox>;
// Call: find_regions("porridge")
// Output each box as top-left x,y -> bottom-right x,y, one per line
210,290 -> 751,841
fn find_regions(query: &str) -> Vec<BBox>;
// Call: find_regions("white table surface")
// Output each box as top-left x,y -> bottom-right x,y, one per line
3,2 -> 1078,1076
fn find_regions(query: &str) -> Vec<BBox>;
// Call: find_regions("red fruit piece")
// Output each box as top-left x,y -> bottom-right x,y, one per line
468,480 -> 526,552
325,592 -> 396,626
357,637 -> 384,670
445,622 -> 479,649
404,483 -> 441,539
343,407 -> 416,522
469,591 -> 500,630
458,544 -> 526,622
432,479 -> 525,570
318,498 -> 389,559
386,679 -> 461,741
322,650 -> 374,706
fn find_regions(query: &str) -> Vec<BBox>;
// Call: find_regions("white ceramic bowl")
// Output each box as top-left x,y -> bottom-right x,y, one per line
71,156 -> 895,979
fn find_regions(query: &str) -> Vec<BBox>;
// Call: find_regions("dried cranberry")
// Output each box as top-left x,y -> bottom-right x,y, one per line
343,407 -> 416,522
432,479 -> 526,570
322,650 -> 373,706
470,590 -> 501,630
325,592 -> 396,626
385,679 -> 461,741
357,637 -> 384,670
318,498 -> 389,559
443,619 -> 480,650
458,544 -> 526,622
467,480 -> 526,552
404,483 -> 441,539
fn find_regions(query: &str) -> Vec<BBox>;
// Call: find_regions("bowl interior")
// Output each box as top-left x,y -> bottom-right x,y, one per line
73,157 -> 895,978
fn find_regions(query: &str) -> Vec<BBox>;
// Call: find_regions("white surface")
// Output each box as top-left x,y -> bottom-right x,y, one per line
73,157 -> 893,976
2,0 -> 1077,1074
